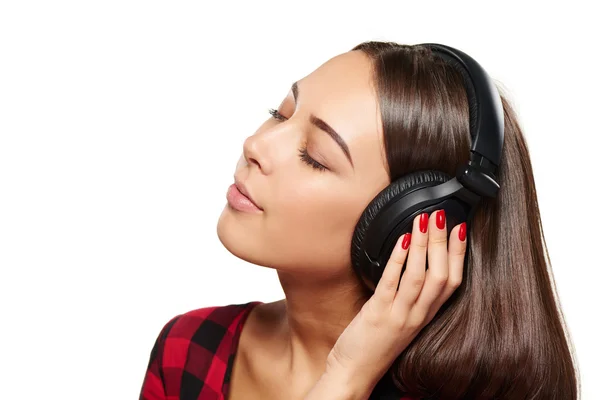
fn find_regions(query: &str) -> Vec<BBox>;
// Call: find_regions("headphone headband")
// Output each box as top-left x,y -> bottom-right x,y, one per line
421,43 -> 505,172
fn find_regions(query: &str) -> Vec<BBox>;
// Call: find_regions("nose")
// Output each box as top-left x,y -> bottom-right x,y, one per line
242,134 -> 268,174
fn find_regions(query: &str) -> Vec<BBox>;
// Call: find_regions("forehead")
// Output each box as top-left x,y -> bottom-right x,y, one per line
295,51 -> 386,173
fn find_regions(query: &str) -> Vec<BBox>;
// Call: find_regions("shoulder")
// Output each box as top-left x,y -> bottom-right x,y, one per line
169,301 -> 262,339
154,301 -> 262,361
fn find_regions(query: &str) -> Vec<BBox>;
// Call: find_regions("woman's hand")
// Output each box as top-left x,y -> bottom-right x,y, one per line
319,210 -> 467,399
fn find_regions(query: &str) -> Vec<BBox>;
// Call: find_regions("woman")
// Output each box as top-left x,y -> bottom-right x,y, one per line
139,41 -> 579,399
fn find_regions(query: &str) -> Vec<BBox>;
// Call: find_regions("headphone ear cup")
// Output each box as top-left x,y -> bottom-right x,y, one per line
351,170 -> 452,291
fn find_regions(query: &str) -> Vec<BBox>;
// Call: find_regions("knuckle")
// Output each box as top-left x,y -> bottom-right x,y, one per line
429,235 -> 447,245
405,316 -> 424,331
411,275 -> 425,288
389,253 -> 406,265
424,311 -> 437,325
450,246 -> 467,258
380,278 -> 398,292
430,272 -> 449,288
448,277 -> 463,289
455,245 -> 467,255
391,316 -> 408,330
411,240 -> 428,250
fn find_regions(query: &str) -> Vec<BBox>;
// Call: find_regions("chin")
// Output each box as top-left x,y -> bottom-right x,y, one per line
216,204 -> 270,268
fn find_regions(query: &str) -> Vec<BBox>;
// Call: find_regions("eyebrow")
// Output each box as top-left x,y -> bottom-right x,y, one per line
292,81 -> 354,168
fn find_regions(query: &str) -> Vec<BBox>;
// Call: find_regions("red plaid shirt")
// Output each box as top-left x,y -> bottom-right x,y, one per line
138,301 -> 415,400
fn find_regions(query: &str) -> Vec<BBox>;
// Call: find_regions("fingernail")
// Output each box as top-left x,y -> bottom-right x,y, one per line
402,233 -> 412,249
459,222 -> 467,241
436,210 -> 446,230
419,213 -> 428,233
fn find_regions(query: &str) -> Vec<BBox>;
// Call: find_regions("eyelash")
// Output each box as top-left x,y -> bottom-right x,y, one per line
268,108 -> 328,172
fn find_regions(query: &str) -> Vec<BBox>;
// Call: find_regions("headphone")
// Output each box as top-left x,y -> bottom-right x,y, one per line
350,43 -> 505,292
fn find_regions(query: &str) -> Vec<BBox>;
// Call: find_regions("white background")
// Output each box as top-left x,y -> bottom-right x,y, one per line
1,1 -> 597,399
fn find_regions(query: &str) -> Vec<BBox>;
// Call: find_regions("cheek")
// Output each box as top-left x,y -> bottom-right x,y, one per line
268,183 -> 364,252
280,184 -> 355,224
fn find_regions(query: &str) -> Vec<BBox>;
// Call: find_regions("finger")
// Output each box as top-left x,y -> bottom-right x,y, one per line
413,210 -> 449,314
426,221 -> 468,319
395,212 -> 429,311
372,233 -> 411,305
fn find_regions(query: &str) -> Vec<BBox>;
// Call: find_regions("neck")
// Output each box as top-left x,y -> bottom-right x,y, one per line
274,267 -> 371,374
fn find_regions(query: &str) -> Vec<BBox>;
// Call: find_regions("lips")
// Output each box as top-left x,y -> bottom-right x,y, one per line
233,178 -> 263,210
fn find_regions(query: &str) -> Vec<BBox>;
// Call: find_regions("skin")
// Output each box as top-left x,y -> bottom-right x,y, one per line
216,50 -> 466,400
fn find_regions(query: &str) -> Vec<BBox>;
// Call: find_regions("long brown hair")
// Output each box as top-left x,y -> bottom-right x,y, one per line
351,41 -> 580,399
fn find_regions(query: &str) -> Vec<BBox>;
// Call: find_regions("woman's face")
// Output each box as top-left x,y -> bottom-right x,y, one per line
217,50 -> 390,280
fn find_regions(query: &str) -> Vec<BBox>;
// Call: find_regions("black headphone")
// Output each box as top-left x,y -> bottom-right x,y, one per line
350,43 -> 505,292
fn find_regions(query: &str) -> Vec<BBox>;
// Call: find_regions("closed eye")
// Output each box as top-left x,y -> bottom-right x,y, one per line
268,108 -> 328,172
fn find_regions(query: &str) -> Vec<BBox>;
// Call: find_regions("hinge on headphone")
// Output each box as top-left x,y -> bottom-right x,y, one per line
456,154 -> 500,198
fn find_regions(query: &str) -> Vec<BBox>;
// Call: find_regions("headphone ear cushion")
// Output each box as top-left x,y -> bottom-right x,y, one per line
351,170 -> 452,279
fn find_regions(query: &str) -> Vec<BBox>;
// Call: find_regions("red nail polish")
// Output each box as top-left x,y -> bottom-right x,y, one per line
419,213 -> 428,233
459,222 -> 467,241
436,210 -> 446,230
402,233 -> 412,249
